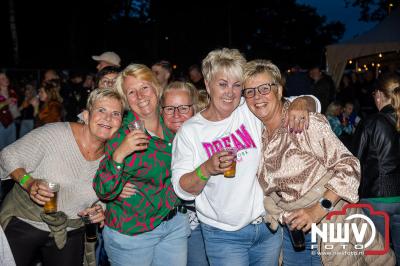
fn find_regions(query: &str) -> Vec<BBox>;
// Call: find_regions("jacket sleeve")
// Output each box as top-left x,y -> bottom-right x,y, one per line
373,117 -> 399,176
92,131 -> 127,201
309,114 -> 361,203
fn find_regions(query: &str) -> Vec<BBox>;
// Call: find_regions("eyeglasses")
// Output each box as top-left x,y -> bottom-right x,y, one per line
162,104 -> 193,115
100,78 -> 116,87
242,83 -> 277,98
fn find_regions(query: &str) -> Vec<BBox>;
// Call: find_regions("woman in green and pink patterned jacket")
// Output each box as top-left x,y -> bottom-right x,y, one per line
93,64 -> 190,266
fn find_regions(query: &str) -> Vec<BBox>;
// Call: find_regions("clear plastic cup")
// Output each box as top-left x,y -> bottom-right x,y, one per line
222,147 -> 238,178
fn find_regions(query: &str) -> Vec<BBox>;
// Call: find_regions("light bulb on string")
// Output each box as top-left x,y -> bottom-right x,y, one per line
379,53 -> 383,58
348,60 -> 352,64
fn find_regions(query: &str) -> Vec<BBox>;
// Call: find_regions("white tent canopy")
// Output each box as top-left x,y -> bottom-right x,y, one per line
326,9 -> 400,87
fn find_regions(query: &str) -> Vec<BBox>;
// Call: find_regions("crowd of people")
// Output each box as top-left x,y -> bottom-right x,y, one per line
0,48 -> 399,266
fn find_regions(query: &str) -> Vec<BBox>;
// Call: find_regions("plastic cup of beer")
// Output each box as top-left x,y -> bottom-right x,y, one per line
128,120 -> 145,132
43,181 -> 60,214
222,147 -> 238,178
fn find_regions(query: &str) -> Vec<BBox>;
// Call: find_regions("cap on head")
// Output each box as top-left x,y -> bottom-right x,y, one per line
92,51 -> 121,67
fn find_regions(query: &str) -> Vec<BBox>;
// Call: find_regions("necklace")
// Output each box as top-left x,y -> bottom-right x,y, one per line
79,126 -> 104,160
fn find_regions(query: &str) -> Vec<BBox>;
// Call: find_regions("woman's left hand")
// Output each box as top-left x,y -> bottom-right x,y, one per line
284,204 -> 327,232
78,204 -> 105,227
286,98 -> 309,133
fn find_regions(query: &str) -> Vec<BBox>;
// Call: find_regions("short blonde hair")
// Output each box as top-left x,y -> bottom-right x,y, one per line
243,59 -> 284,87
197,89 -> 210,112
115,64 -> 162,108
202,48 -> 246,83
162,81 -> 199,112
86,87 -> 125,113
325,102 -> 342,117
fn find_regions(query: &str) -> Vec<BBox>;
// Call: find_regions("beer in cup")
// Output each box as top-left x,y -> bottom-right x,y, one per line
43,181 -> 60,214
222,147 -> 238,178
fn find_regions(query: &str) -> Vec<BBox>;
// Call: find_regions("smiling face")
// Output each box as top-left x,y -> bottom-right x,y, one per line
162,90 -> 194,133
206,71 -> 242,120
244,72 -> 283,124
123,75 -> 159,119
85,97 -> 123,142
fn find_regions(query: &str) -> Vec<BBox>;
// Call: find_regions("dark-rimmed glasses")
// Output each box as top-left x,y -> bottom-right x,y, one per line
242,83 -> 277,98
161,104 -> 193,115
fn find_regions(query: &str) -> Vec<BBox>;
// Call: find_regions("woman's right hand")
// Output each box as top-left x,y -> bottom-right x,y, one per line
113,129 -> 149,163
203,150 -> 235,176
28,179 -> 54,206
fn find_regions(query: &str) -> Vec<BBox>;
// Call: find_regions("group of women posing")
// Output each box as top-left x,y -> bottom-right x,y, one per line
0,47 -> 397,266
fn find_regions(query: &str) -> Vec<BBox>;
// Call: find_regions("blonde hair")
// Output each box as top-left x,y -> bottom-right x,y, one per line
162,81 -> 199,112
201,48 -> 246,83
243,59 -> 284,87
377,74 -> 400,132
393,87 -> 400,131
325,102 -> 342,117
86,87 -> 125,113
197,90 -> 210,112
42,80 -> 63,103
115,64 -> 162,108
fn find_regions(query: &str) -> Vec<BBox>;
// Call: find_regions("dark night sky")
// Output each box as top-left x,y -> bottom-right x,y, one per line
0,0 -> 381,73
298,0 -> 377,40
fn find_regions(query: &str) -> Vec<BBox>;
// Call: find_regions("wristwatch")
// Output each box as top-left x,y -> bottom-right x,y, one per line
318,198 -> 333,212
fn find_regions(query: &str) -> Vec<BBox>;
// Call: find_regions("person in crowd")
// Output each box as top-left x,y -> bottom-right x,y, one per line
325,101 -> 353,138
0,88 -> 124,266
93,64 -> 190,266
243,59 -> 394,265
18,84 -> 37,137
92,51 -> 121,71
188,64 -> 206,91
309,66 -> 336,113
42,69 -> 60,84
96,66 -> 120,90
353,73 -> 400,263
118,80 -> 208,266
336,74 -> 356,105
161,81 -> 209,266
32,80 -> 63,127
151,60 -> 173,89
171,48 -> 318,266
0,72 -> 18,150
339,101 -> 360,133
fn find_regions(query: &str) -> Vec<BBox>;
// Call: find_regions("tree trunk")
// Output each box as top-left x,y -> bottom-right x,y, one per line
9,0 -> 19,65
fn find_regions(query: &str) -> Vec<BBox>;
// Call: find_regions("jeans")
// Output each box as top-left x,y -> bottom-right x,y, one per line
0,122 -> 16,150
282,226 -> 322,266
188,225 -> 209,266
103,212 -> 190,266
360,199 -> 400,264
201,222 -> 282,266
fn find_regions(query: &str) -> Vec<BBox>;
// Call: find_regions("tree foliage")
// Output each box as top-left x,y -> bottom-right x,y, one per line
344,0 -> 396,21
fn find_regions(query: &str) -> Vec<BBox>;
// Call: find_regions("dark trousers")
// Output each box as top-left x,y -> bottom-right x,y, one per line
5,216 -> 85,266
